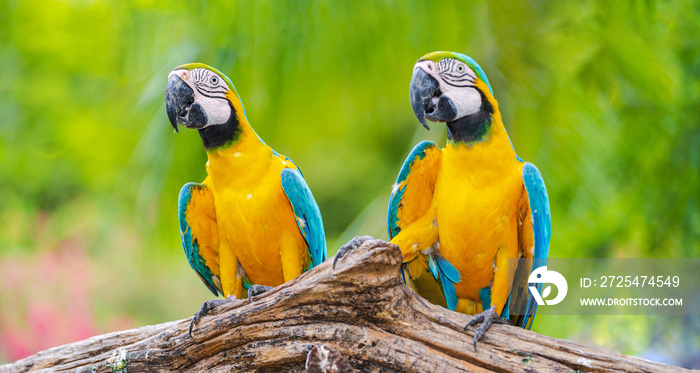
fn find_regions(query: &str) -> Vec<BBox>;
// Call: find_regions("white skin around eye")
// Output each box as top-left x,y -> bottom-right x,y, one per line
194,72 -> 231,126
438,63 -> 482,118
170,69 -> 232,127
415,60 -> 483,119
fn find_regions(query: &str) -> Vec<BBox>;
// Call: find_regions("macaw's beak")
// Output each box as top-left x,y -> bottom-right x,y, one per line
165,75 -> 207,132
409,67 -> 457,129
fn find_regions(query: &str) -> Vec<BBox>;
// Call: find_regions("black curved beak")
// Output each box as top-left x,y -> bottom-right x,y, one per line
409,67 -> 457,129
165,75 -> 208,132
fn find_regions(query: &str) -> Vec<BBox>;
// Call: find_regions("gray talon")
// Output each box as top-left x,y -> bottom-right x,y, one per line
333,235 -> 374,269
464,305 -> 511,352
189,298 -> 232,337
247,284 -> 274,301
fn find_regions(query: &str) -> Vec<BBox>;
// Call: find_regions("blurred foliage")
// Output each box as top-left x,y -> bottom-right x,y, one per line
0,0 -> 698,367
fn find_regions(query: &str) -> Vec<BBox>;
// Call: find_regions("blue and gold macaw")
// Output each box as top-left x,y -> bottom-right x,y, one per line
164,63 -> 326,334
388,52 -> 550,350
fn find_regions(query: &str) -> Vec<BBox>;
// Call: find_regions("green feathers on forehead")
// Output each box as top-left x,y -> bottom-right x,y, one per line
174,62 -> 237,92
418,51 -> 494,95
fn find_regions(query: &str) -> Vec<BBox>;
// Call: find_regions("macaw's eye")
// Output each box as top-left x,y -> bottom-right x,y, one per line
210,76 -> 218,85
457,65 -> 464,72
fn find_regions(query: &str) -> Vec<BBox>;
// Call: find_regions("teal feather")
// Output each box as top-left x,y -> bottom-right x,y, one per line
241,277 -> 252,290
436,257 -> 461,283
519,163 -> 551,329
428,255 -> 439,279
478,287 -> 492,310
280,168 -> 327,267
439,271 -> 458,311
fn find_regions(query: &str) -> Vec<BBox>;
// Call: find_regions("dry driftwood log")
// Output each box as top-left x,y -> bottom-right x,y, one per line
0,239 -> 689,373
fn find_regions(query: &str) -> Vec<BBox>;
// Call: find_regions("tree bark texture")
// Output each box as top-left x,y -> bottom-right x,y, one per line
0,239 -> 689,372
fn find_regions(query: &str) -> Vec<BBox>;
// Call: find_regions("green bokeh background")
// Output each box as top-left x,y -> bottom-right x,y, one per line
1,0 -> 698,367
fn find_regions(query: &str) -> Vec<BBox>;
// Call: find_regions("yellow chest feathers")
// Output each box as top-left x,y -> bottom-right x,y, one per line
204,139 -> 306,286
434,140 -> 524,262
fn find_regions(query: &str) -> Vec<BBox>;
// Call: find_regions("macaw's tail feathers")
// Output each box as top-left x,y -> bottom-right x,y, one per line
404,254 -> 461,311
435,256 -> 461,283
405,255 -> 430,279
434,256 -> 461,311
503,257 -> 546,329
439,272 -> 458,311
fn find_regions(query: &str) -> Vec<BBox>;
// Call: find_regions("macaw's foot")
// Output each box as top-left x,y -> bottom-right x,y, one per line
464,305 -> 512,352
189,296 -> 237,337
247,285 -> 274,301
333,235 -> 375,269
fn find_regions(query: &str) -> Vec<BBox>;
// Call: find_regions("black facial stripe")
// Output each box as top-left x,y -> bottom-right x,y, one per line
191,68 -> 225,90
192,69 -> 203,80
438,59 -> 460,73
442,79 -> 477,88
438,58 -> 477,81
194,87 -> 227,100
443,72 -> 476,81
196,85 -> 228,95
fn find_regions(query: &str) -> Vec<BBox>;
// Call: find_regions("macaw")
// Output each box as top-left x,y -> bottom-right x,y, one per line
164,63 -> 326,334
388,52 -> 551,350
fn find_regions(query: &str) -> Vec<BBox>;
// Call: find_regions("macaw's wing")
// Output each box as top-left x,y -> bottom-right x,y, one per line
281,168 -> 327,268
387,140 -> 441,239
388,141 -> 461,309
179,182 -> 222,296
523,163 -> 551,261
505,162 -> 551,328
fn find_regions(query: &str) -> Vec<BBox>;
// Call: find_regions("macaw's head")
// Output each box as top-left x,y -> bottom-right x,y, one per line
409,52 -> 497,143
165,63 -> 245,149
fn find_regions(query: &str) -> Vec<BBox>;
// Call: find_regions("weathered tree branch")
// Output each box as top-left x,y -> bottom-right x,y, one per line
0,239 -> 688,372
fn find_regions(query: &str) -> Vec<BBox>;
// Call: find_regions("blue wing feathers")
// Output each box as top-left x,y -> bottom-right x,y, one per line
280,168 -> 327,267
522,163 -> 551,261
519,162 -> 551,329
178,183 -> 220,297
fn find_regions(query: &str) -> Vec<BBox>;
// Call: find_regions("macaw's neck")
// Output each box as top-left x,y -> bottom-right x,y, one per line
446,92 -> 498,145
198,102 -> 243,150
443,110 -> 517,185
204,112 -> 271,190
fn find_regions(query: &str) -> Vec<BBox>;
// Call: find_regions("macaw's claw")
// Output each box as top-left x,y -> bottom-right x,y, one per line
189,297 -> 236,337
464,305 -> 512,352
247,284 -> 274,301
333,235 -> 375,269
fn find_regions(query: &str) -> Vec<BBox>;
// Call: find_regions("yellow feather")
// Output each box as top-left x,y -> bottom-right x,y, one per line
434,111 -> 527,313
203,98 -> 309,297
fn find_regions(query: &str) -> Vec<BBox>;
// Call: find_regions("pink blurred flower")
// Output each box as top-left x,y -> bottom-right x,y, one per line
0,241 -> 134,362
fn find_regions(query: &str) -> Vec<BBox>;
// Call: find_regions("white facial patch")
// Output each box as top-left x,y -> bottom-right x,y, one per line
195,93 -> 231,126
415,59 -> 483,119
442,81 -> 481,117
169,68 -> 232,127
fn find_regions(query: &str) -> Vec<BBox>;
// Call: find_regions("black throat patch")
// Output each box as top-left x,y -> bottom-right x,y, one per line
446,90 -> 494,144
198,101 -> 242,150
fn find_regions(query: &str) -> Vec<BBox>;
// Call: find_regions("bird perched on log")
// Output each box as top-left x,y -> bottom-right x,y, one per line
387,52 -> 551,350
164,63 -> 326,334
